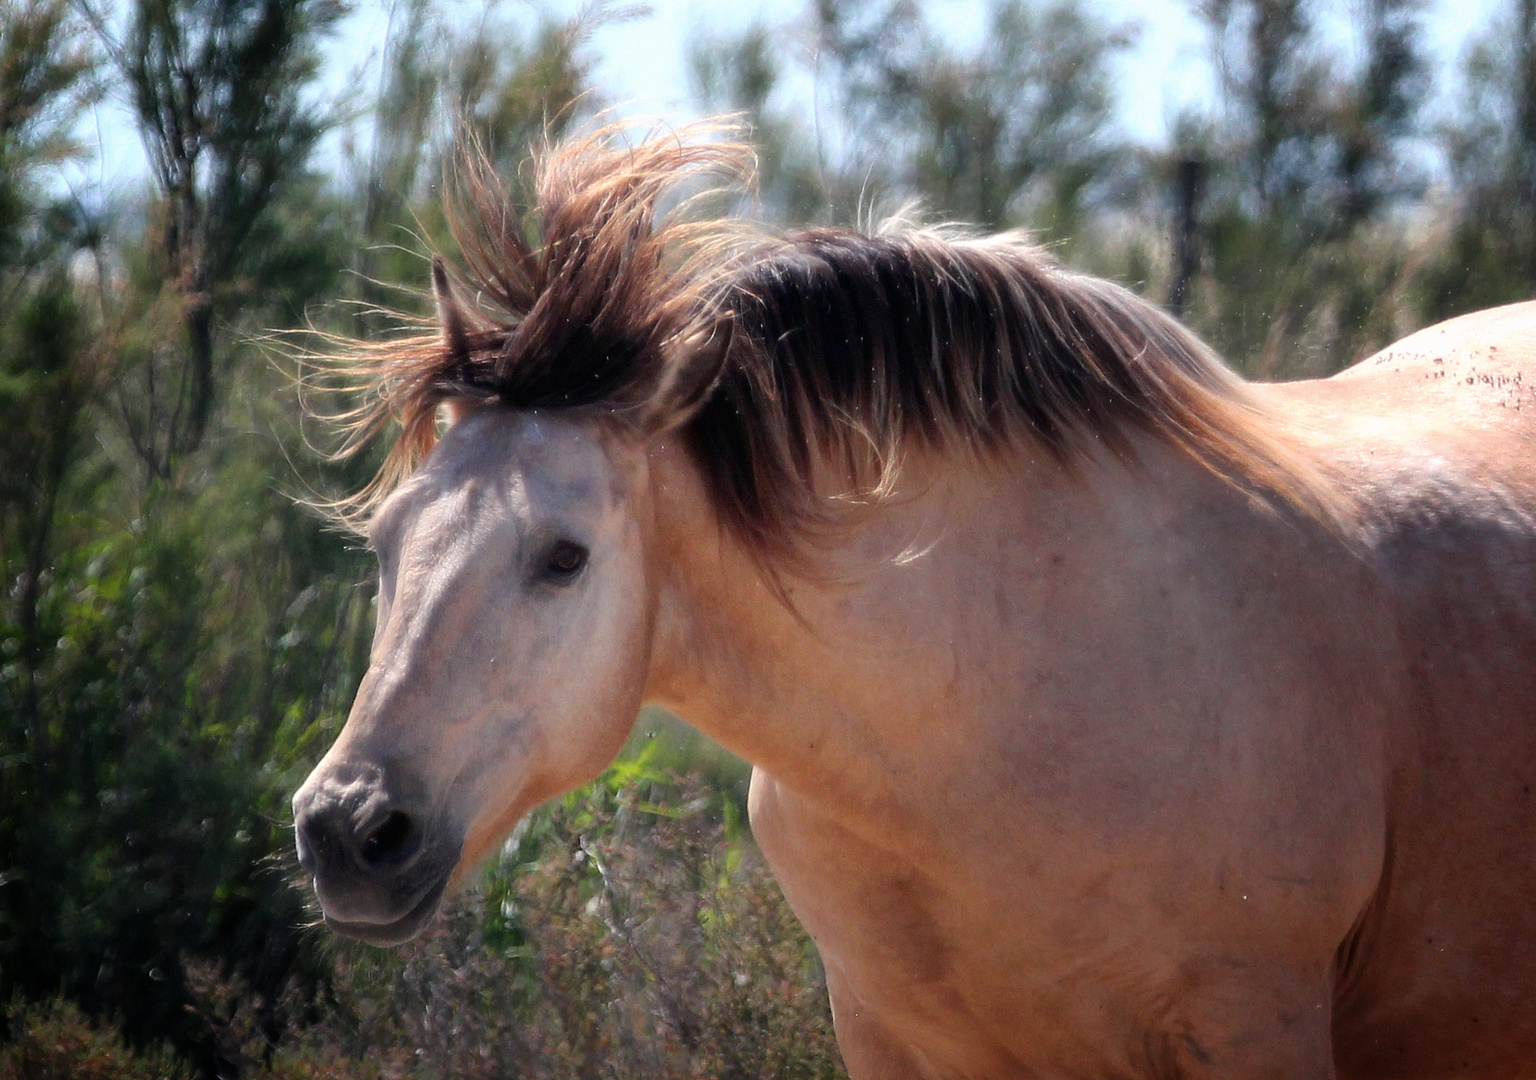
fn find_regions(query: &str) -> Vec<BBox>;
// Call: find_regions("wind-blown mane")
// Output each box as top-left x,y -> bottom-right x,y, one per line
322,124 -> 1340,562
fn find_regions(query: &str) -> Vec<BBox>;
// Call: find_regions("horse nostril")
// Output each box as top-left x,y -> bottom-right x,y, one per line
360,809 -> 417,867
294,809 -> 327,872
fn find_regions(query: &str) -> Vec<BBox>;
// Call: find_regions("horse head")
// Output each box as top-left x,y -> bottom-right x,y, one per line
291,406 -> 658,943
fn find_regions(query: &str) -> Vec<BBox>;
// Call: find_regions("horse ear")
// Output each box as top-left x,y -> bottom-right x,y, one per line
432,256 -> 473,370
640,321 -> 731,435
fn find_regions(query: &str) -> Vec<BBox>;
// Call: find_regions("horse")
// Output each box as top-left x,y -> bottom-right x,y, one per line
291,127 -> 1536,1080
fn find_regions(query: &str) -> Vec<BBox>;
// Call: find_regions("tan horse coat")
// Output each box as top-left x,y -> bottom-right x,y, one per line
637,302 -> 1536,1079
289,127 -> 1536,1080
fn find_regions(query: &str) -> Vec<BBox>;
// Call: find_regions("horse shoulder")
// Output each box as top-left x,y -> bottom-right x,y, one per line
746,769 -> 1010,1074
1249,303 -> 1536,1077
738,460 -> 1392,1079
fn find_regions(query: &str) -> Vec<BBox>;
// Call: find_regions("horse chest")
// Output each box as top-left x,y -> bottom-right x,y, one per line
746,768 -> 1220,1077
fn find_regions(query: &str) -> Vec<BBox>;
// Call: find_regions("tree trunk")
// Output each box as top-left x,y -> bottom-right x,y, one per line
180,282 -> 215,457
1169,155 -> 1205,319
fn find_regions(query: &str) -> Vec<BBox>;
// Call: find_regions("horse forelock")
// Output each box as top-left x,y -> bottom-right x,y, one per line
316,123 -> 1345,559
441,128 -> 748,414
310,124 -> 751,530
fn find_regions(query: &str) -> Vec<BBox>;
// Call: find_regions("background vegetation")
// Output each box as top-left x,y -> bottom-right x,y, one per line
1,0 -> 1533,1075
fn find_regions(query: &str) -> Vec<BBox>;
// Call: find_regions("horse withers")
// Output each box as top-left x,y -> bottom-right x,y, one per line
291,129 -> 1536,1080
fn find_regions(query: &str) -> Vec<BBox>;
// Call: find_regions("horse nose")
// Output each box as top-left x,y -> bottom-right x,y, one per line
291,763 -> 455,941
293,776 -> 424,878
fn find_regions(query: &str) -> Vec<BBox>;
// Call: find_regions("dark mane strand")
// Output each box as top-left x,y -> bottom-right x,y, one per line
309,125 -> 751,525
685,228 -> 1340,558
314,123 -> 1343,561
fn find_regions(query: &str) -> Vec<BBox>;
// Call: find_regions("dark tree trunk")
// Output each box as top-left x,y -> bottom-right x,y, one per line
1517,0 -> 1536,279
1169,155 -> 1205,319
181,285 -> 215,456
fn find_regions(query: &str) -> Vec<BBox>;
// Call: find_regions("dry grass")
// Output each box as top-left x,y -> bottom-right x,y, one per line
173,766 -> 845,1080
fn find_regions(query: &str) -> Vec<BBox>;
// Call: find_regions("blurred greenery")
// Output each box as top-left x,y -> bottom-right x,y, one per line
0,0 -> 1533,1075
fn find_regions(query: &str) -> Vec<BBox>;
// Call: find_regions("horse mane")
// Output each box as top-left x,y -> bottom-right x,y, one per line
319,124 -> 1343,565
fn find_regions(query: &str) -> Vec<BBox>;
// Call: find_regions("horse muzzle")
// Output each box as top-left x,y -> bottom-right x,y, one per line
292,762 -> 460,945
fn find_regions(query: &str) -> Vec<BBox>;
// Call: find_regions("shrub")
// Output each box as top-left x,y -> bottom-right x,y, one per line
0,998 -> 191,1080
205,766 -> 848,1080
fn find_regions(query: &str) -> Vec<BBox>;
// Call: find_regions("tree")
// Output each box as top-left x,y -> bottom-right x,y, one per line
690,23 -> 827,224
0,0 -> 100,807
692,0 -> 1132,231
1198,0 -> 1335,218
1424,0 -> 1536,317
1335,0 -> 1429,226
1171,0 -> 1431,375
341,0 -> 608,327
85,0 -> 346,481
0,3 -> 369,1070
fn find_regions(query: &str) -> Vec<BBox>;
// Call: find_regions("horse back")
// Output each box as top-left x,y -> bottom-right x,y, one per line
1258,301 -> 1536,1078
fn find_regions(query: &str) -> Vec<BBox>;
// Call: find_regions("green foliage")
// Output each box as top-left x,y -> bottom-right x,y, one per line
689,25 -> 827,224
899,0 -> 1133,231
110,0 -> 348,473
180,773 -> 844,1080
122,0 -> 347,281
1336,0 -> 1430,224
0,0 -> 96,163
703,0 -> 1132,230
1199,0 -> 1336,216
1144,0 -> 1437,372
1419,0 -> 1536,319
0,473 -> 374,1067
341,1 -> 610,329
0,998 -> 191,1080
0,1 -> 368,1071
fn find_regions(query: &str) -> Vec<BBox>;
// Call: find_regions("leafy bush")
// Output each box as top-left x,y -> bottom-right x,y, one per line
184,762 -> 846,1080
0,998 -> 190,1080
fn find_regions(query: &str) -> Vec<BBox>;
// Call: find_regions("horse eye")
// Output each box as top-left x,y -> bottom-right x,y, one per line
542,540 -> 589,582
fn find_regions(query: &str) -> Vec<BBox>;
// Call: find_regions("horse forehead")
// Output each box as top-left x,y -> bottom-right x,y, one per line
432,409 -> 617,503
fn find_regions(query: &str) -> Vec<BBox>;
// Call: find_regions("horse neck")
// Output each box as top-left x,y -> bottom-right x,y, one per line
641,429 -> 1357,822
639,438 -> 1090,813
640,441 -> 827,778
